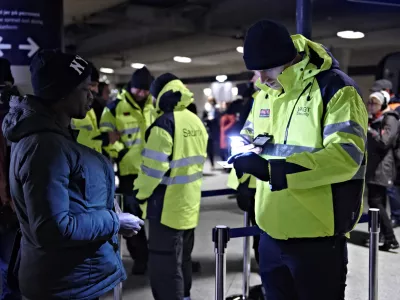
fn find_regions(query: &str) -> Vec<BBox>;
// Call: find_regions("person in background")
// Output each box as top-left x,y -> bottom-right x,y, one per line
219,102 -> 236,161
71,63 -> 105,154
0,58 -> 21,300
98,81 -> 112,106
202,98 -> 218,170
133,73 -> 208,300
366,91 -> 400,250
371,79 -> 400,228
229,19 -> 368,300
100,67 -> 155,275
3,49 -> 144,300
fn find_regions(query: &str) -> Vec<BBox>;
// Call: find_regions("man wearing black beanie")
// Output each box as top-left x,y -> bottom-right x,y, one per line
2,49 -> 145,300
228,20 -> 368,300
100,66 -> 155,275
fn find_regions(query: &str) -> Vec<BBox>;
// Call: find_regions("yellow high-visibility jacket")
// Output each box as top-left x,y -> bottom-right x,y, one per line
99,90 -> 156,176
71,109 -> 102,153
242,34 -> 368,240
134,80 -> 208,230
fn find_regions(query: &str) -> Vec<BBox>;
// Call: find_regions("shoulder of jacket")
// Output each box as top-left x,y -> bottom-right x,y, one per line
316,68 -> 361,106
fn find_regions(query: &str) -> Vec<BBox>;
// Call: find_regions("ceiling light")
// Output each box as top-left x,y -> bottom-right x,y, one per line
232,87 -> 238,96
236,46 -> 244,54
100,67 -> 114,74
173,56 -> 192,63
337,30 -> 365,39
203,88 -> 212,97
131,63 -> 145,69
216,75 -> 227,83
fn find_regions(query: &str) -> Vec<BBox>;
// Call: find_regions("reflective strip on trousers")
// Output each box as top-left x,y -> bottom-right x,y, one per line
125,139 -> 141,147
100,122 -> 116,131
261,143 -> 321,157
120,127 -> 140,135
323,121 -> 366,141
141,165 -> 203,185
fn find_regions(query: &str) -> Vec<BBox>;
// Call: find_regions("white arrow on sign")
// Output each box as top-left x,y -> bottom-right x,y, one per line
19,37 -> 39,58
0,37 -> 12,57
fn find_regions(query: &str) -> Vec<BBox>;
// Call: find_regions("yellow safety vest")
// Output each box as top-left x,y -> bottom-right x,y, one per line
243,34 -> 368,240
99,90 -> 156,176
71,109 -> 102,153
134,80 -> 208,230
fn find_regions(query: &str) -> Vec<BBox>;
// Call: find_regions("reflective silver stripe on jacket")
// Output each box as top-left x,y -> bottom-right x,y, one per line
125,139 -> 141,147
142,149 -> 205,168
351,165 -> 366,180
141,165 -> 203,185
323,121 -> 366,141
170,156 -> 206,168
340,143 -> 364,165
100,122 -> 116,131
71,123 -> 93,131
261,143 -> 321,157
161,171 -> 203,185
120,127 -> 140,135
142,149 -> 169,162
242,120 -> 254,134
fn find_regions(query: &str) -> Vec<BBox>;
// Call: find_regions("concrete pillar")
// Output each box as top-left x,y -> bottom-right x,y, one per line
0,0 -> 63,93
331,48 -> 352,74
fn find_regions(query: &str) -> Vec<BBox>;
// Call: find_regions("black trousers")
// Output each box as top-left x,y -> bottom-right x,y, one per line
259,234 -> 348,300
148,221 -> 194,300
119,175 -> 148,265
368,184 -> 396,239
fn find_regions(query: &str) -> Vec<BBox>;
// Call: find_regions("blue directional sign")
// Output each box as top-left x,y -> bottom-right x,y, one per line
0,0 -> 62,66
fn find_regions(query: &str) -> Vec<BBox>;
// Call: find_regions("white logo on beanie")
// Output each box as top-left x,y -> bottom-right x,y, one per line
69,55 -> 88,75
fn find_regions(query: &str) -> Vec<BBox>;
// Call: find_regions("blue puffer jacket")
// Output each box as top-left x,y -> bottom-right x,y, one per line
2,96 -> 127,300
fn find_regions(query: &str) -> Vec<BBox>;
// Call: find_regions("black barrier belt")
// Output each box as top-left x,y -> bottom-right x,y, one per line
201,189 -> 237,198
225,214 -> 369,239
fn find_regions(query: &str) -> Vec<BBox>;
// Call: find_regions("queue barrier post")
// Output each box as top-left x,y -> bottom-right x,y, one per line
114,193 -> 124,300
368,208 -> 380,300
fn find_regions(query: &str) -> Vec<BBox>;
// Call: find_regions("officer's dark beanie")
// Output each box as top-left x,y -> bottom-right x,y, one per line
243,20 -> 297,70
150,73 -> 179,99
0,58 -> 14,85
130,66 -> 154,90
30,49 -> 92,101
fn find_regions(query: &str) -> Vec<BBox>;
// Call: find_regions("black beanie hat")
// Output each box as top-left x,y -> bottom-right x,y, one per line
150,73 -> 179,99
243,19 -> 297,70
130,66 -> 154,91
30,49 -> 92,100
0,58 -> 14,85
89,61 -> 100,83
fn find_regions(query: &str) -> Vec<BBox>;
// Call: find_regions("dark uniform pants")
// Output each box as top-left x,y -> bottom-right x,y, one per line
259,233 -> 348,300
148,221 -> 194,300
118,175 -> 148,266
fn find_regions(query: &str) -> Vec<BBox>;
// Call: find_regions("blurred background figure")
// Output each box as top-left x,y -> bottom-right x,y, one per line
366,90 -> 399,250
219,102 -> 236,162
202,97 -> 219,169
0,58 -> 21,300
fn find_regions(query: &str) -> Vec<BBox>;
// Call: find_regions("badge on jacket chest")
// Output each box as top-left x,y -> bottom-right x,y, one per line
259,109 -> 270,118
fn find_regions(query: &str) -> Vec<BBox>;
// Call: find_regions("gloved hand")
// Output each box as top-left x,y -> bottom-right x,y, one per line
117,213 -> 144,237
227,152 -> 270,182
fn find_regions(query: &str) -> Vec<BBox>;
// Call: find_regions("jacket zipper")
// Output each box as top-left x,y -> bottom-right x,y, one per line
283,82 -> 312,145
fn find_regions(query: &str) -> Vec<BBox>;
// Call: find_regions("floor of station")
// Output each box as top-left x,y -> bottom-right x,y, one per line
102,162 -> 400,300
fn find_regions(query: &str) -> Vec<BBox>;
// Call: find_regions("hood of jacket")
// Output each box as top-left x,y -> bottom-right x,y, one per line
2,95 -> 72,143
256,34 -> 339,93
155,79 -> 193,113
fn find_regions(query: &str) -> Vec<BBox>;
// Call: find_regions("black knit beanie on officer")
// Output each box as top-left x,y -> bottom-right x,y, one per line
0,58 -> 14,85
150,73 -> 179,99
243,19 -> 297,70
30,49 -> 92,101
130,66 -> 154,91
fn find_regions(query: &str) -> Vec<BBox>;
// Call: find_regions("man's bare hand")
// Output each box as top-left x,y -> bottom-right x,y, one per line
108,131 -> 121,144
